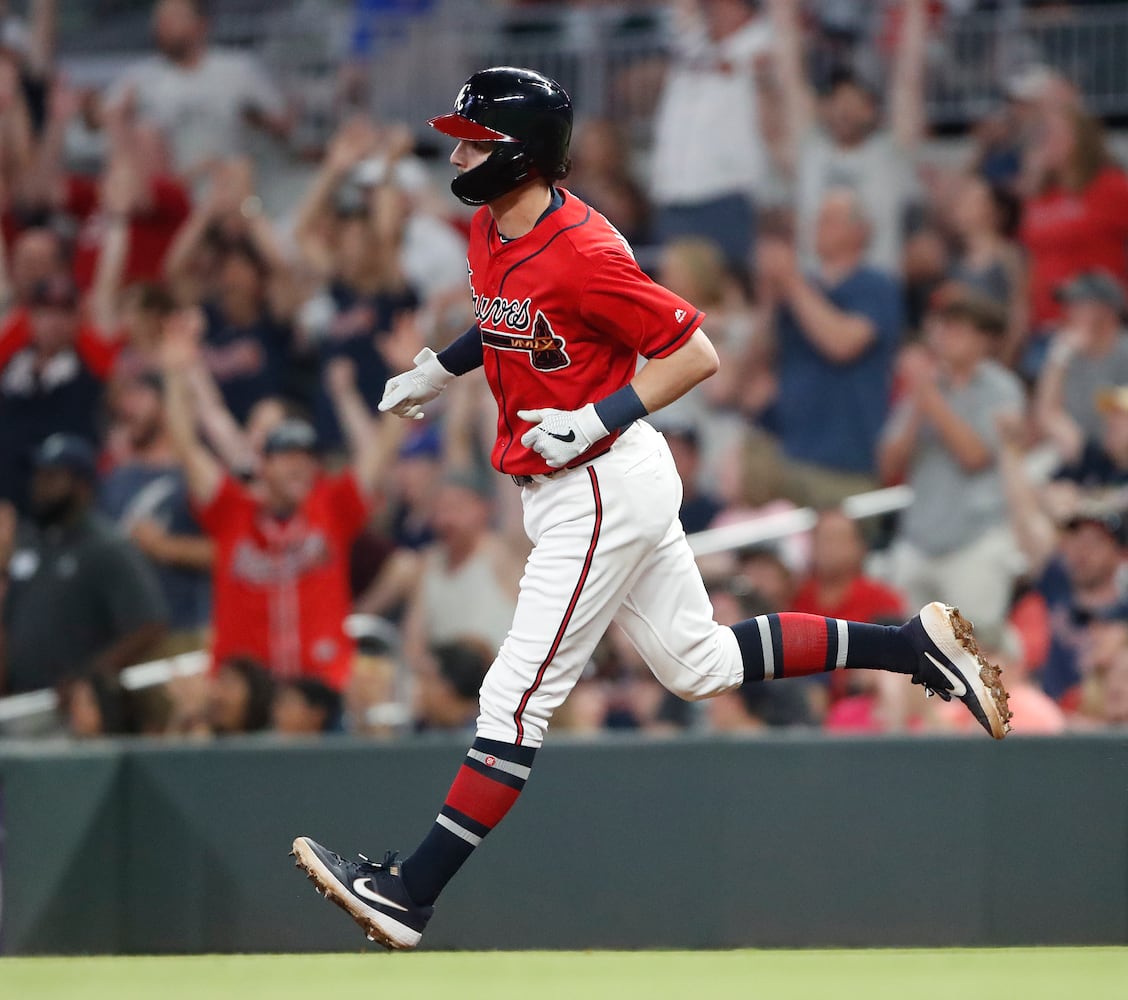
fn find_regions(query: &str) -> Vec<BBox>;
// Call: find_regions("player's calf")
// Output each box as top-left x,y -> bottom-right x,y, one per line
727,604 -> 1010,738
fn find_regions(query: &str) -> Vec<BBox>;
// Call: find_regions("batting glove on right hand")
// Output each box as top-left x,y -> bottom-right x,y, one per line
378,348 -> 455,420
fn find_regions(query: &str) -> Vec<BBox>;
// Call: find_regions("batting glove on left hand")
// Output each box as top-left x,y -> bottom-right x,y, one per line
517,404 -> 610,469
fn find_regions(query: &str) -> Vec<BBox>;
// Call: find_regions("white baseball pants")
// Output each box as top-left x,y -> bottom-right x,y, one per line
477,420 -> 744,747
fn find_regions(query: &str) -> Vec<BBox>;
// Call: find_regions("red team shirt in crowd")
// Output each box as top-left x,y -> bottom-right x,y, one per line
194,472 -> 371,691
467,188 -> 705,475
1020,165 -> 1128,329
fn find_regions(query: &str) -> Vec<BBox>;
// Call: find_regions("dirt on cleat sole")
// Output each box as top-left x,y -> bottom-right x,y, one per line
947,606 -> 1013,738
291,842 -> 410,951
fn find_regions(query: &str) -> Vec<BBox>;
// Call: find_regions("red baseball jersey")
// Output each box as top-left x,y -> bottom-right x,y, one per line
467,188 -> 705,475
194,472 -> 371,690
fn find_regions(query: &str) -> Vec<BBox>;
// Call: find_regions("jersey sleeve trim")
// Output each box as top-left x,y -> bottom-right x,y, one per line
644,309 -> 703,359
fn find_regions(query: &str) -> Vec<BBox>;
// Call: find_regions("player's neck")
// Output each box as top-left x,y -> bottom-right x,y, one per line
488,182 -> 554,241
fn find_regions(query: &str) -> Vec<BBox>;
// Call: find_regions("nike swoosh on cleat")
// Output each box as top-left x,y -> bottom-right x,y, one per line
546,430 -> 576,443
924,652 -> 968,698
352,878 -> 409,912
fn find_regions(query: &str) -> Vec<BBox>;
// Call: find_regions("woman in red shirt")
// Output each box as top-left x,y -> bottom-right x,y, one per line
1020,106 -> 1128,351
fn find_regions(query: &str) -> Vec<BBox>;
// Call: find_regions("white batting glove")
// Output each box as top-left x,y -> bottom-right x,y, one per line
378,348 -> 455,420
517,404 -> 610,469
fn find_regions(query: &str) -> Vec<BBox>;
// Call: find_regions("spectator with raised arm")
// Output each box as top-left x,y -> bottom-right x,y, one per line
165,159 -> 297,425
880,289 -> 1025,641
161,310 -> 401,691
0,272 -> 117,511
0,46 -> 32,202
99,369 -> 213,655
770,0 -> 927,276
649,0 -> 774,269
293,118 -> 420,451
0,225 -> 63,313
105,0 -> 291,183
758,188 -> 901,508
15,78 -> 190,299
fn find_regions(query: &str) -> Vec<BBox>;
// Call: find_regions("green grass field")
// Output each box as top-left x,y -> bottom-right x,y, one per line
1,949 -> 1126,1000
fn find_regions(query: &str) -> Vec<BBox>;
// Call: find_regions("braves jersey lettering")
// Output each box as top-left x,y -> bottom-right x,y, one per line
467,188 -> 705,475
473,289 -> 532,330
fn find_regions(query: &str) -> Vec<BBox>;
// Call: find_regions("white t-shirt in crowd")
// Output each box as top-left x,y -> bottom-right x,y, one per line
108,48 -> 286,175
402,213 -> 469,303
796,127 -> 916,276
649,16 -> 773,206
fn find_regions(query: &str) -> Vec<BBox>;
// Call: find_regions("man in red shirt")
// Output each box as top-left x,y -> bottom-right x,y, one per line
292,68 -> 1011,951
791,508 -> 906,706
160,314 -> 398,690
791,509 -> 906,623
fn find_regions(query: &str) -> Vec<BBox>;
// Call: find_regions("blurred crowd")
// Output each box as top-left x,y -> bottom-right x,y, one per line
2,0 -> 1128,741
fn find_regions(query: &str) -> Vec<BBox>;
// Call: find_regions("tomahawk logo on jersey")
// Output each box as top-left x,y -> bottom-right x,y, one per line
466,188 -> 704,476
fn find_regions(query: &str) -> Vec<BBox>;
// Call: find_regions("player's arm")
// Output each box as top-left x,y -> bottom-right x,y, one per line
378,324 -> 483,420
519,329 -> 719,469
628,328 -> 719,413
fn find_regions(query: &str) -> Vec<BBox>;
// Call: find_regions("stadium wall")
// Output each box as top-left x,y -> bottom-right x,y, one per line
1,734 -> 1125,954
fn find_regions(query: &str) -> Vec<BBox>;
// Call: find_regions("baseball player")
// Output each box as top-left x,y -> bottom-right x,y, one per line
293,67 -> 1011,950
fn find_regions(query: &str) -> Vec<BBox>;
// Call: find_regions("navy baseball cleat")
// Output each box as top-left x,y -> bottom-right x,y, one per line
291,836 -> 432,950
902,602 -> 1012,739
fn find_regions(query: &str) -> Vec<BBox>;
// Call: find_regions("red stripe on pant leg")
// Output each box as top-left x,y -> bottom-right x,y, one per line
777,613 -> 830,677
513,466 -> 603,744
444,765 -> 522,829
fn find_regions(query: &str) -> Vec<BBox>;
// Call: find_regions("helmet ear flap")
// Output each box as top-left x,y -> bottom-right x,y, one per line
450,143 -> 538,206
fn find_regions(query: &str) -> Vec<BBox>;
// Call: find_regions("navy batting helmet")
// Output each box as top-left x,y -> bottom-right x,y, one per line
428,66 -> 573,207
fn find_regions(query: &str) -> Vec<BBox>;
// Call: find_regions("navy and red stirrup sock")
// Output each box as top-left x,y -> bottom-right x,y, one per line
400,736 -> 536,907
730,613 -> 917,681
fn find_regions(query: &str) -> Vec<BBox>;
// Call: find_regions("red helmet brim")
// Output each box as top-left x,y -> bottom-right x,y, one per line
428,114 -> 516,142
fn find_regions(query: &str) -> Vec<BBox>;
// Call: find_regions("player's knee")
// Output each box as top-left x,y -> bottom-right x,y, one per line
653,635 -> 744,702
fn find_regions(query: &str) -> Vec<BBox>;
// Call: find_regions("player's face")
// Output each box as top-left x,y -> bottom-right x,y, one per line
450,140 -> 495,174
